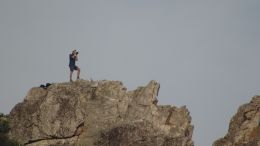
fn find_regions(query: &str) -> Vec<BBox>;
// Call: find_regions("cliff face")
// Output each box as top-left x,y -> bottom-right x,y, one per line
213,96 -> 260,146
8,80 -> 194,146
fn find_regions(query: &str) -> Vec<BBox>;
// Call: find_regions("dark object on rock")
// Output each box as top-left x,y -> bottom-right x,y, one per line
45,83 -> 52,88
40,85 -> 46,89
40,83 -> 52,89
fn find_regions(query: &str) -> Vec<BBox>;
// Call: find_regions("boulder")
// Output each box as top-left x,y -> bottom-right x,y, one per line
213,96 -> 260,146
9,80 -> 194,146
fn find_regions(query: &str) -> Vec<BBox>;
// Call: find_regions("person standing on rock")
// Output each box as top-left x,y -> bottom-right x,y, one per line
69,49 -> 80,82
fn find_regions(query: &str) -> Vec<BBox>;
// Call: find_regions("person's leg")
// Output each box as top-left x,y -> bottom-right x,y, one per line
70,71 -> 73,82
69,66 -> 74,82
77,67 -> 80,79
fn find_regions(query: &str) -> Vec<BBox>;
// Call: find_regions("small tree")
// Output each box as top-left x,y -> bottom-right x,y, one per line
0,120 -> 9,133
0,113 -> 19,146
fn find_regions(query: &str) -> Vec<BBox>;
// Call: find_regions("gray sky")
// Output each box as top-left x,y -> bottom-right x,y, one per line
1,1 -> 260,146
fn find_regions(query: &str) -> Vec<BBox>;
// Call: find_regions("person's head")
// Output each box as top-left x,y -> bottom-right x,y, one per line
72,49 -> 77,54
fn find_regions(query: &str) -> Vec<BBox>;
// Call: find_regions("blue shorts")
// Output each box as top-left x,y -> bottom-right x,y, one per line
69,65 -> 79,71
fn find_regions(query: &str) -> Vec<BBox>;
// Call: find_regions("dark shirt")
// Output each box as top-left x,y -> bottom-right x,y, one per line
69,54 -> 76,66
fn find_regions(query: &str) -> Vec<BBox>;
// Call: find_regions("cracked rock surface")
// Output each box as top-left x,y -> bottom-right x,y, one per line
8,80 -> 193,146
213,96 -> 260,146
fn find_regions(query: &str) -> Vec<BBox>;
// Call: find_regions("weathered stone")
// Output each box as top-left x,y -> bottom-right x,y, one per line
9,80 -> 194,146
213,96 -> 260,146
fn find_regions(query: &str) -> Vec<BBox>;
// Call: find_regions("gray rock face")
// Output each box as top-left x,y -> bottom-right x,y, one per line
213,96 -> 260,146
9,80 -> 193,146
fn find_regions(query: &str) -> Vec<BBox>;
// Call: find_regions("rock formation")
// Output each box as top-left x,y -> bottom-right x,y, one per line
213,96 -> 260,146
8,80 -> 193,146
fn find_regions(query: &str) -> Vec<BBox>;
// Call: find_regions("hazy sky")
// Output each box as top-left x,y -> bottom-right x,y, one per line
1,1 -> 260,146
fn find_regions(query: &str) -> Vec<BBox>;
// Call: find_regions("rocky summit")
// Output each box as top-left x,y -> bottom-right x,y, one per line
213,96 -> 260,146
8,80 -> 194,146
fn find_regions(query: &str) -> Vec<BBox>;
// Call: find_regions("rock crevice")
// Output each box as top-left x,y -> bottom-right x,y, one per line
24,122 -> 85,146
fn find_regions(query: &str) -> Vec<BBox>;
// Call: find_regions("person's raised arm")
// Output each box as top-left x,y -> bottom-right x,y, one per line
71,53 -> 77,59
